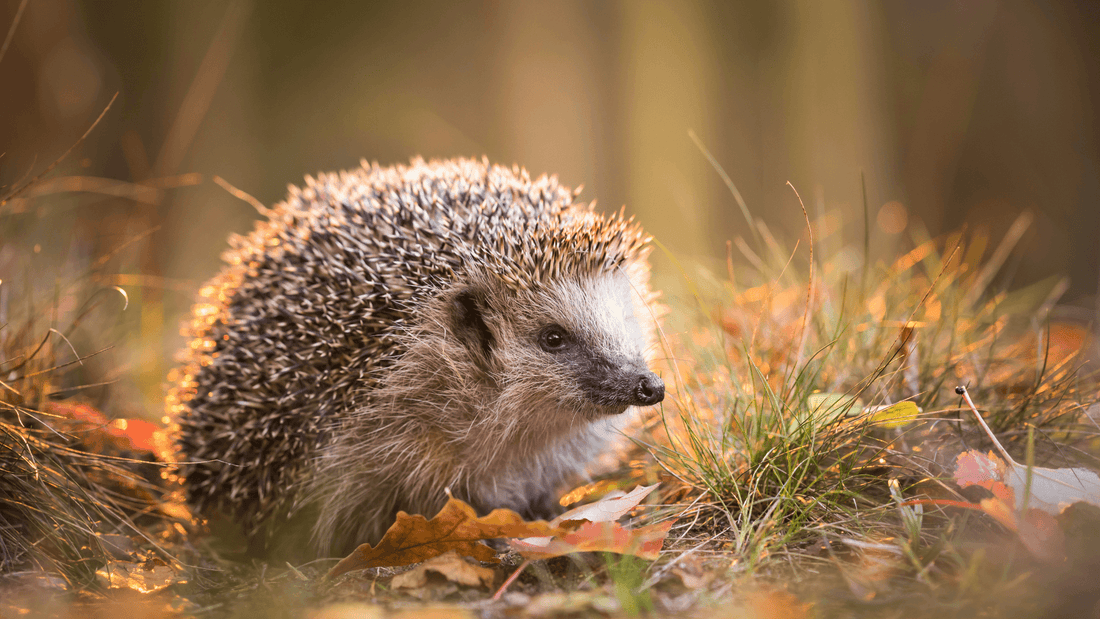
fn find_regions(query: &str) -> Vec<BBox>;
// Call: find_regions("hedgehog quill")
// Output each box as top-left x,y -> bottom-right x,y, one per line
169,157 -> 664,558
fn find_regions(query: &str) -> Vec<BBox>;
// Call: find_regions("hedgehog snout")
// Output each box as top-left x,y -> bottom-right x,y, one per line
634,371 -> 664,406
571,353 -> 665,410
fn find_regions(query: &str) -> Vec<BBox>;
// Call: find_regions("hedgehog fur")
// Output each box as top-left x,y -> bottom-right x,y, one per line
169,157 -> 664,558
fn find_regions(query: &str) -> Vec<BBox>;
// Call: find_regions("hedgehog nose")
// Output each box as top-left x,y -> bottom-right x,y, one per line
634,372 -> 665,406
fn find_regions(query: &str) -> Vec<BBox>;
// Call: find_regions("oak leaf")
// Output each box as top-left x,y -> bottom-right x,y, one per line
326,498 -> 565,579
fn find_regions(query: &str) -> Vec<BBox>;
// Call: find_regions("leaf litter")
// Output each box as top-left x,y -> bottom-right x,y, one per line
327,484 -> 673,583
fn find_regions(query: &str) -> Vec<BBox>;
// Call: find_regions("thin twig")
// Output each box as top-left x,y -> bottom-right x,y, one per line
153,0 -> 250,177
688,129 -> 756,242
956,385 -> 1015,465
492,559 -> 530,600
214,175 -> 272,217
785,181 -> 814,398
0,0 -> 29,68
0,92 -> 119,207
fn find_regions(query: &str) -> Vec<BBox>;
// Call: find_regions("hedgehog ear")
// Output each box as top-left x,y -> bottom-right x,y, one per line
451,288 -> 496,373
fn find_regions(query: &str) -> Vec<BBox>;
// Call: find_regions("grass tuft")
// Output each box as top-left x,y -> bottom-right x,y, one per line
635,164 -> 1099,613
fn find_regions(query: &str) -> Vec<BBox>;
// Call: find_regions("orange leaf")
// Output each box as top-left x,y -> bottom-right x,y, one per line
44,402 -> 163,455
326,498 -> 566,579
955,450 -> 1015,504
509,520 -> 674,561
977,498 -> 1065,562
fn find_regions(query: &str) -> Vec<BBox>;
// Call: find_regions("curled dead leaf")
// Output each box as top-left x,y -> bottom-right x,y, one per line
553,483 -> 659,526
390,550 -> 495,590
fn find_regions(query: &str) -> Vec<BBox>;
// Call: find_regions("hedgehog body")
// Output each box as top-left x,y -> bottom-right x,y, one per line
169,158 -> 663,558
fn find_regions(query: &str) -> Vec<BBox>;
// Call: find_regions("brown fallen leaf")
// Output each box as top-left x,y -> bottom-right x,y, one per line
746,589 -> 813,619
976,495 -> 1065,562
509,484 -> 671,560
523,591 -> 620,617
391,607 -> 477,619
308,603 -> 385,619
326,497 -> 566,579
391,550 -> 495,590
558,479 -> 621,507
670,554 -> 714,590
509,520 -> 674,560
331,483 -> 674,584
45,401 -> 167,456
95,561 -> 183,593
953,450 -> 1074,560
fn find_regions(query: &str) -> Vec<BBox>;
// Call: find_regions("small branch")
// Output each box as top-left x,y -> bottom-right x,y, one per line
0,0 -> 29,68
492,559 -> 530,601
955,385 -> 1016,465
0,92 -> 119,207
214,175 -> 272,217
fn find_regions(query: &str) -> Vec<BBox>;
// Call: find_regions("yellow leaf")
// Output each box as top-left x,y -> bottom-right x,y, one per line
864,401 -> 921,428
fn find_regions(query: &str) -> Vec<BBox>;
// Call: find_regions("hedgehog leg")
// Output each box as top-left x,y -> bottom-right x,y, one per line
521,488 -> 564,522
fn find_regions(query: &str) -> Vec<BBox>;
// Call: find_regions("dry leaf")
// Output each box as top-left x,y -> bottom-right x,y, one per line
326,498 -> 565,579
953,450 -> 1096,561
863,401 -> 921,428
558,479 -> 621,507
523,592 -> 620,617
552,483 -> 659,525
308,604 -> 385,619
45,402 -> 165,455
666,553 -> 712,589
390,550 -> 495,590
790,393 -> 862,433
390,607 -> 477,619
511,484 -> 671,560
976,496 -> 1065,562
746,589 -> 813,619
955,450 -> 1100,514
509,520 -> 674,560
807,393 -> 863,414
95,562 -> 181,593
330,484 -> 671,580
947,387 -> 1100,561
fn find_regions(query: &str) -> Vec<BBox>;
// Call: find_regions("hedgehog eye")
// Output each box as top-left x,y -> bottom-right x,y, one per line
538,325 -> 570,353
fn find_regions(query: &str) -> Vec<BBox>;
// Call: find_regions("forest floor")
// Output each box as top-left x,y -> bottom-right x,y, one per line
4,181 -> 1100,619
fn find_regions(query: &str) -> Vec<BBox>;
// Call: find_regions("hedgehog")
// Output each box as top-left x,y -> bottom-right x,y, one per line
168,157 -> 665,558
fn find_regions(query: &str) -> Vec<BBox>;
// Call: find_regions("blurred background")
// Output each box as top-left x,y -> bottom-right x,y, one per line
1,0 -> 1098,417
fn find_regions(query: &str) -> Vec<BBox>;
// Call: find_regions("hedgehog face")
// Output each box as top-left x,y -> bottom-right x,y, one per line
451,271 -> 664,423
536,272 -> 664,413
